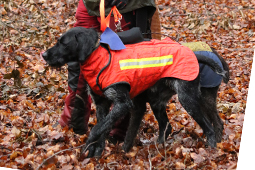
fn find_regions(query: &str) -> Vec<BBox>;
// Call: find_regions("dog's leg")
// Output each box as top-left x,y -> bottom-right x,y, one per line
201,87 -> 224,143
83,90 -> 112,158
174,78 -> 216,147
123,92 -> 147,152
151,103 -> 172,144
86,85 -> 133,157
147,80 -> 174,144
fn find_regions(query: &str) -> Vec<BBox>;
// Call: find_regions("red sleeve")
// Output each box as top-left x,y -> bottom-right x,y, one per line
74,0 -> 101,31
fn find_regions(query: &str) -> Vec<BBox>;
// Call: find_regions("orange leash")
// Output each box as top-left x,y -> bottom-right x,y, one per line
100,0 -> 122,32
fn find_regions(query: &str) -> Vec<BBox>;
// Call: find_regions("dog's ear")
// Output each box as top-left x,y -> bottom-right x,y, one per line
75,29 -> 98,62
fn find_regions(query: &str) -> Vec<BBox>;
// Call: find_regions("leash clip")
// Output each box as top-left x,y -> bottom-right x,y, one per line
115,16 -> 123,32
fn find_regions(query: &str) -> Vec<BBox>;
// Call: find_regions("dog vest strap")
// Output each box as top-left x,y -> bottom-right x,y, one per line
96,44 -> 112,92
100,0 -> 122,32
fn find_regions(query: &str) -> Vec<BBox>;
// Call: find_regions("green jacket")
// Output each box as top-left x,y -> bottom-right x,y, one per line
83,0 -> 156,18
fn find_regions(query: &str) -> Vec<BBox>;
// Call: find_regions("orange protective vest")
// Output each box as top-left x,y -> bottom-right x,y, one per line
81,38 -> 199,98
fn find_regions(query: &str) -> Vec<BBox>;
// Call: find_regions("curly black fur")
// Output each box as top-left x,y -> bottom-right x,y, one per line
42,27 -> 229,157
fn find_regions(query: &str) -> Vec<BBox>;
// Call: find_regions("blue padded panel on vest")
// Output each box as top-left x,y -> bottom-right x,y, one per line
194,51 -> 223,87
100,27 -> 126,50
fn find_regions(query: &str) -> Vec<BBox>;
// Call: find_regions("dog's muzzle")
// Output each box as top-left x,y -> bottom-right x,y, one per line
42,51 -> 48,60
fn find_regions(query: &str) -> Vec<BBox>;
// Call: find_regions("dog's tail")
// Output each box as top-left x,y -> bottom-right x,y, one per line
195,54 -> 229,84
211,48 -> 230,83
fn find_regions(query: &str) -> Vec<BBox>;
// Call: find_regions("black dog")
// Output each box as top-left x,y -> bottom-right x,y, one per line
42,27 -> 229,157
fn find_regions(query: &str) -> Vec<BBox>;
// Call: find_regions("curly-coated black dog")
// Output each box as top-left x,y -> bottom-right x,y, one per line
42,27 -> 229,157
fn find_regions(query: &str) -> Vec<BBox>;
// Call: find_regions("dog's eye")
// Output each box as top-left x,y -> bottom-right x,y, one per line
58,39 -> 68,48
57,37 -> 68,45
61,41 -> 68,46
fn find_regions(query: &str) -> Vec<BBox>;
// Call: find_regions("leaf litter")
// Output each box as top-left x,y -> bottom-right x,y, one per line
0,0 -> 254,169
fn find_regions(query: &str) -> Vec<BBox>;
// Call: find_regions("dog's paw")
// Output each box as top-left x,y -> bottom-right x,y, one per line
83,137 -> 105,158
122,143 -> 132,153
215,133 -> 223,143
87,145 -> 104,158
157,136 -> 165,144
207,136 -> 217,148
215,128 -> 223,143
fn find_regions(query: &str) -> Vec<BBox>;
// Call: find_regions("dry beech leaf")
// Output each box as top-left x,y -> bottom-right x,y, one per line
10,151 -> 23,160
25,100 -> 36,110
11,126 -> 21,138
49,130 -> 64,140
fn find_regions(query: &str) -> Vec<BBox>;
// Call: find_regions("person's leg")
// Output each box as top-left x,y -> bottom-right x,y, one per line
69,68 -> 91,134
59,62 -> 91,135
59,61 -> 80,127
59,0 -> 100,132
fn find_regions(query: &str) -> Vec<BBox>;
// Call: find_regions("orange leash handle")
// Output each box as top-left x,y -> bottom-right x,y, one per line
111,6 -> 122,22
100,0 -> 122,32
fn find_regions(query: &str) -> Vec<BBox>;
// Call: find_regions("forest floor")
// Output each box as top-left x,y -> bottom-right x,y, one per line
0,0 -> 254,169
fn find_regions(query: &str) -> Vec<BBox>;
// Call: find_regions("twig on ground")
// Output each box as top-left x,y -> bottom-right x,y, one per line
0,146 -> 12,151
163,122 -> 169,167
36,141 -> 97,170
170,127 -> 184,137
32,129 -> 43,141
107,162 -> 119,170
154,139 -> 164,158
162,25 -> 173,30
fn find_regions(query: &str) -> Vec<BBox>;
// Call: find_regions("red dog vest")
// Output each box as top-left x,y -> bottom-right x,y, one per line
81,38 -> 199,98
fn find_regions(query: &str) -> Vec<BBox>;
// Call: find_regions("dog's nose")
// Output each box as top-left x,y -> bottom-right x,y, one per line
42,51 -> 48,59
